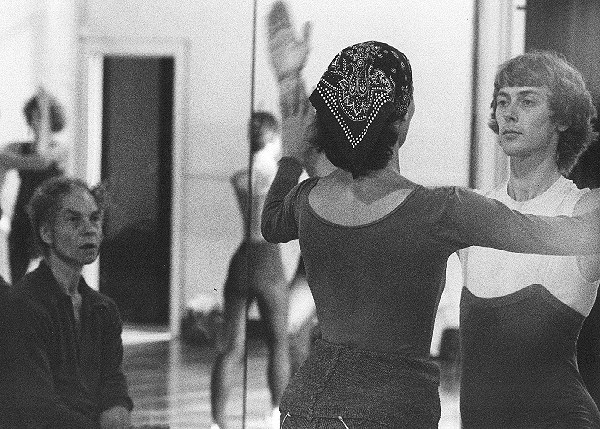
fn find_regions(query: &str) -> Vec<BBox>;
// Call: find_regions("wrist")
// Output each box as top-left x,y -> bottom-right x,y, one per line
277,70 -> 302,84
279,156 -> 304,171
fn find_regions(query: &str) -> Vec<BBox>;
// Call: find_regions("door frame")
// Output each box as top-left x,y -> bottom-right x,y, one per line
77,36 -> 189,337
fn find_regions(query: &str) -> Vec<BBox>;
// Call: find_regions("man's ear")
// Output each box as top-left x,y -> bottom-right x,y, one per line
557,122 -> 569,132
40,224 -> 53,247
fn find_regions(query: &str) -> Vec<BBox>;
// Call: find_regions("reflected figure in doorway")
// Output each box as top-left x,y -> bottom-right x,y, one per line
210,111 -> 290,429
3,88 -> 67,283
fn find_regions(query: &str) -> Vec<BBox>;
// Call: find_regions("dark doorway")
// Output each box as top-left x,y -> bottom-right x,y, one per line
99,56 -> 174,325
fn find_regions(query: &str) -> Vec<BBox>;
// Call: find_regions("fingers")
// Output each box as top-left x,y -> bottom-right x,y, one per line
267,1 -> 292,38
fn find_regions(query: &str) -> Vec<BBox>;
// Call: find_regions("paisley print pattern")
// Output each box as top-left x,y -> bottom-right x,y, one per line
309,41 -> 412,160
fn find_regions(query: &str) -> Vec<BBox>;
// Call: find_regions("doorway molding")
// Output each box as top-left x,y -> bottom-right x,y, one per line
77,36 -> 190,337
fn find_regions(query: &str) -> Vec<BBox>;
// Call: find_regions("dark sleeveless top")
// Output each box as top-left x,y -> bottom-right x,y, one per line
460,284 -> 600,428
13,143 -> 63,221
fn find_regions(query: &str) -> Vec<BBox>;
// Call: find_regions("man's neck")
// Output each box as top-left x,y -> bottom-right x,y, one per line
507,154 -> 561,202
46,254 -> 83,296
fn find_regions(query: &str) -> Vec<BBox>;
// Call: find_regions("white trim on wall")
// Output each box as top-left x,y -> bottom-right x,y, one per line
78,36 -> 190,338
471,0 -> 526,191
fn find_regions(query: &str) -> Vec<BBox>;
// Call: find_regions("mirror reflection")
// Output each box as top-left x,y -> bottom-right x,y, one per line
0,1 -> 599,428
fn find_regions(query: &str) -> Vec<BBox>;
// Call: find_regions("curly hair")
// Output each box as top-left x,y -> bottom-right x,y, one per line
314,109 -> 402,179
26,176 -> 106,255
489,51 -> 597,175
23,94 -> 67,133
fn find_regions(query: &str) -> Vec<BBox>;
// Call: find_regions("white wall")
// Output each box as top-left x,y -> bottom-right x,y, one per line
0,0 -> 77,160
80,0 -> 476,308
0,0 -> 78,282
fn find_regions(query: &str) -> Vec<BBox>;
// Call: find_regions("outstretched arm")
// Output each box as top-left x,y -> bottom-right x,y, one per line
437,187 -> 600,255
0,140 -> 67,171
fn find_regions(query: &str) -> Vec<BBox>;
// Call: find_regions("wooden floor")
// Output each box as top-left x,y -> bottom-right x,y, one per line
123,334 -> 461,428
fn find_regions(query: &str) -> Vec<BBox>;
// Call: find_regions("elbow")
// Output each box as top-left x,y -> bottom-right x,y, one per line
260,217 -> 289,243
260,221 -> 278,243
260,208 -> 278,243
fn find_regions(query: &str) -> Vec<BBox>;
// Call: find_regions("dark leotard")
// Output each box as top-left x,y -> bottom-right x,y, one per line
460,284 -> 600,428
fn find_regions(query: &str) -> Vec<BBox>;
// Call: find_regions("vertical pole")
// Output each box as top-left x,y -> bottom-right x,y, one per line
242,0 -> 259,427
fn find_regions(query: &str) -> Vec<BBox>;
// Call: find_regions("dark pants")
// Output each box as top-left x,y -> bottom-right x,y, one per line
9,214 -> 34,284
578,296 -> 600,408
280,339 -> 440,429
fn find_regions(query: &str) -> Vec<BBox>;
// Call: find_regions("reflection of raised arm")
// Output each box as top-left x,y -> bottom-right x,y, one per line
266,1 -> 312,119
266,2 -> 335,179
440,187 -> 600,256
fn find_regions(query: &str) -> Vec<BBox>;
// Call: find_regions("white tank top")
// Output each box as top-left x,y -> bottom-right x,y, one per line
464,176 -> 599,316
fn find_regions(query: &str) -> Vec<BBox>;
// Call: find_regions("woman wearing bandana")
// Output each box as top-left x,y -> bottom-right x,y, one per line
261,41 -> 600,428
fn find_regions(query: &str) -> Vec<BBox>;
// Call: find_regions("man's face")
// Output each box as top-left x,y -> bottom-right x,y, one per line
41,188 -> 103,269
495,86 -> 562,158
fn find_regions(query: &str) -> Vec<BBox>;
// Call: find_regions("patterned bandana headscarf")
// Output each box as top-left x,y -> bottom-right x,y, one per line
309,41 -> 413,171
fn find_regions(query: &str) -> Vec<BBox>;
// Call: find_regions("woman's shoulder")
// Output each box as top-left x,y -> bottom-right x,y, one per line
418,184 -> 465,201
293,176 -> 320,199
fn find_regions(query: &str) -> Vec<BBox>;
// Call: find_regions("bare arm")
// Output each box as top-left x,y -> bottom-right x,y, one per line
0,143 -> 49,170
0,141 -> 66,171
575,188 -> 600,281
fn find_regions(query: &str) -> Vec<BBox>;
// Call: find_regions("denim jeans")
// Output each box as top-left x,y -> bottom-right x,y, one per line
279,339 -> 441,429
280,412 -> 390,428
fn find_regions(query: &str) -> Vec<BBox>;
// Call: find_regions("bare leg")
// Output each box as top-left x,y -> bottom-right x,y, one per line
210,291 -> 248,429
287,264 -> 317,375
256,284 -> 291,411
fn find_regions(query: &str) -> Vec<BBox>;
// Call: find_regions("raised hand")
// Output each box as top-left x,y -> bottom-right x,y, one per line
266,1 -> 312,81
281,101 -> 316,164
266,1 -> 312,118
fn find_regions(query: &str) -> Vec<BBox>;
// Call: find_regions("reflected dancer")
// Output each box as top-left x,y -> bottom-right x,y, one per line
210,111 -> 290,429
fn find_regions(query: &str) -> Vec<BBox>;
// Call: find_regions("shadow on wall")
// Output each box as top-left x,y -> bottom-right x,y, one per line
100,218 -> 170,325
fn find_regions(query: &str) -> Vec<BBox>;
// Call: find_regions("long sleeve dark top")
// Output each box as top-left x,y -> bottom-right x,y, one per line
0,262 -> 133,428
261,158 -> 600,356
